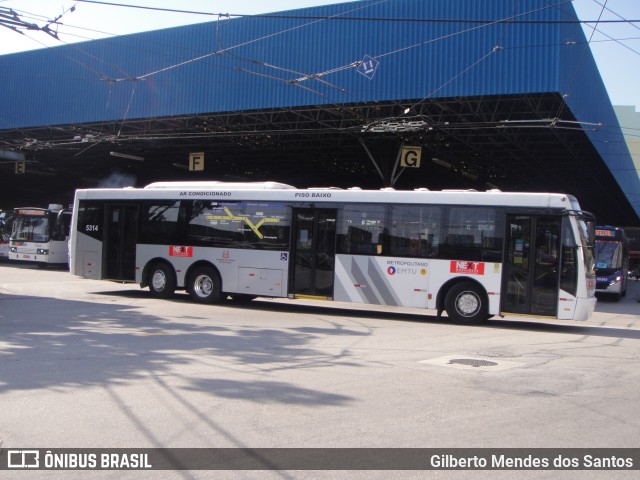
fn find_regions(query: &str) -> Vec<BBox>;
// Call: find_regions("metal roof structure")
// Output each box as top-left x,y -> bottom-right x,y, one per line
0,0 -> 638,225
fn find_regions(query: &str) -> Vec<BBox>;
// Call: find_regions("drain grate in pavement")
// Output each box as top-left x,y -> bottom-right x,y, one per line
419,354 -> 525,371
448,358 -> 498,368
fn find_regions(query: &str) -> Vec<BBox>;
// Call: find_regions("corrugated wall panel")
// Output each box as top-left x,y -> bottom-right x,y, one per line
2,0 -> 573,126
554,4 -> 639,217
0,0 -> 637,216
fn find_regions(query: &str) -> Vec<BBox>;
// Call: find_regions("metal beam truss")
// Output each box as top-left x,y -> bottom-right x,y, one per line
0,93 -> 635,224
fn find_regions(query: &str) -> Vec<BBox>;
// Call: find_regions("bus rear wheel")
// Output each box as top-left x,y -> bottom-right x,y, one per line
444,282 -> 488,324
188,266 -> 223,304
148,262 -> 176,299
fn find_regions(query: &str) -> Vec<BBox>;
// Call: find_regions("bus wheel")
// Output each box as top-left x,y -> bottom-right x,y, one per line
444,282 -> 488,324
148,262 -> 176,299
188,267 -> 222,304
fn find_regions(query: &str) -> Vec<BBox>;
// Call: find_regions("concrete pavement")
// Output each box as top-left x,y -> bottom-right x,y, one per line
1,262 -> 639,479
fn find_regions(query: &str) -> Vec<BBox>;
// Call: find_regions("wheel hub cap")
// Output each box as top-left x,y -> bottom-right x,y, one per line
152,271 -> 166,291
194,275 -> 213,297
456,292 -> 479,316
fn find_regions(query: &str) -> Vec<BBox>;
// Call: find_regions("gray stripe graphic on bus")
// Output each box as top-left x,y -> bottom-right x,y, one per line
367,258 -> 401,306
349,257 -> 381,305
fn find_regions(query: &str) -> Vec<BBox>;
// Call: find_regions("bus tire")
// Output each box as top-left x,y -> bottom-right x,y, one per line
444,282 -> 488,324
188,266 -> 223,304
148,262 -> 176,299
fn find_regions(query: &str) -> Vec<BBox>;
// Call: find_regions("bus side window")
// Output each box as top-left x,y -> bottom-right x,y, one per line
440,207 -> 503,261
337,204 -> 387,255
389,204 -> 441,258
138,201 -> 182,244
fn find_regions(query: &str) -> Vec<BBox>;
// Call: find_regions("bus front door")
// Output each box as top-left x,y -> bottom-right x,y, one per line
104,205 -> 138,281
290,209 -> 337,299
502,215 -> 562,317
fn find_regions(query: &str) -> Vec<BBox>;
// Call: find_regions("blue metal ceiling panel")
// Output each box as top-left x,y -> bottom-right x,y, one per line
0,0 -> 637,217
0,0 -> 570,126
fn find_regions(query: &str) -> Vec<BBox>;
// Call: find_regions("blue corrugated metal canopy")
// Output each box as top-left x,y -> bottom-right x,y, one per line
0,0 -> 638,224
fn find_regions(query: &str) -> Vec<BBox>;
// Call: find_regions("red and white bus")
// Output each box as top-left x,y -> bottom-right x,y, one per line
69,181 -> 597,323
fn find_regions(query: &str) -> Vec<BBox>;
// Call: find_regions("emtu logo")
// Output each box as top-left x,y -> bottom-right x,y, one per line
387,266 -> 396,275
7,450 -> 39,468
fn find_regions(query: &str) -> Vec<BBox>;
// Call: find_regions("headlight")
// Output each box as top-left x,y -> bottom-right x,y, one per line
10,247 -> 16,253
609,276 -> 621,286
37,248 -> 49,255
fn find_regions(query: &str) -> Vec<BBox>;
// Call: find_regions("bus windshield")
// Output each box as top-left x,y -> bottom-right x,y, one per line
576,218 -> 596,276
0,215 -> 11,243
595,240 -> 623,270
11,215 -> 51,242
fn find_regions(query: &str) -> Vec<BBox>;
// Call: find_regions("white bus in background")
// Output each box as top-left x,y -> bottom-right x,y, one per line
9,204 -> 72,267
69,181 -> 597,324
0,210 -> 13,260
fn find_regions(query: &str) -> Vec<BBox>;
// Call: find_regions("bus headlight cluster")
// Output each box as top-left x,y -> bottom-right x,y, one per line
37,248 -> 49,255
609,276 -> 622,286
10,247 -> 17,253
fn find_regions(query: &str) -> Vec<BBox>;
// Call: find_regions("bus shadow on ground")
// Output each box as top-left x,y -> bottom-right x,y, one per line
0,292 -> 355,406
93,288 -> 640,341
0,260 -> 69,271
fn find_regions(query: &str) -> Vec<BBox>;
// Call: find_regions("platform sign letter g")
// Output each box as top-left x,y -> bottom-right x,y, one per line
400,146 -> 422,168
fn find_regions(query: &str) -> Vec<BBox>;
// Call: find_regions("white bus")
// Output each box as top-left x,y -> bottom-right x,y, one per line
69,181 -> 597,323
9,205 -> 72,267
0,210 -> 13,260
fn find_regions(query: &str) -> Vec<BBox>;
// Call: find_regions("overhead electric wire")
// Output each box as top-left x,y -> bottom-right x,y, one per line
581,18 -> 640,59
7,0 -> 640,96
288,0 -> 577,88
2,0 -> 638,186
72,0 -> 640,24
6,0 -> 636,141
553,0 -> 617,126
131,0 -> 389,81
357,0 -> 575,132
